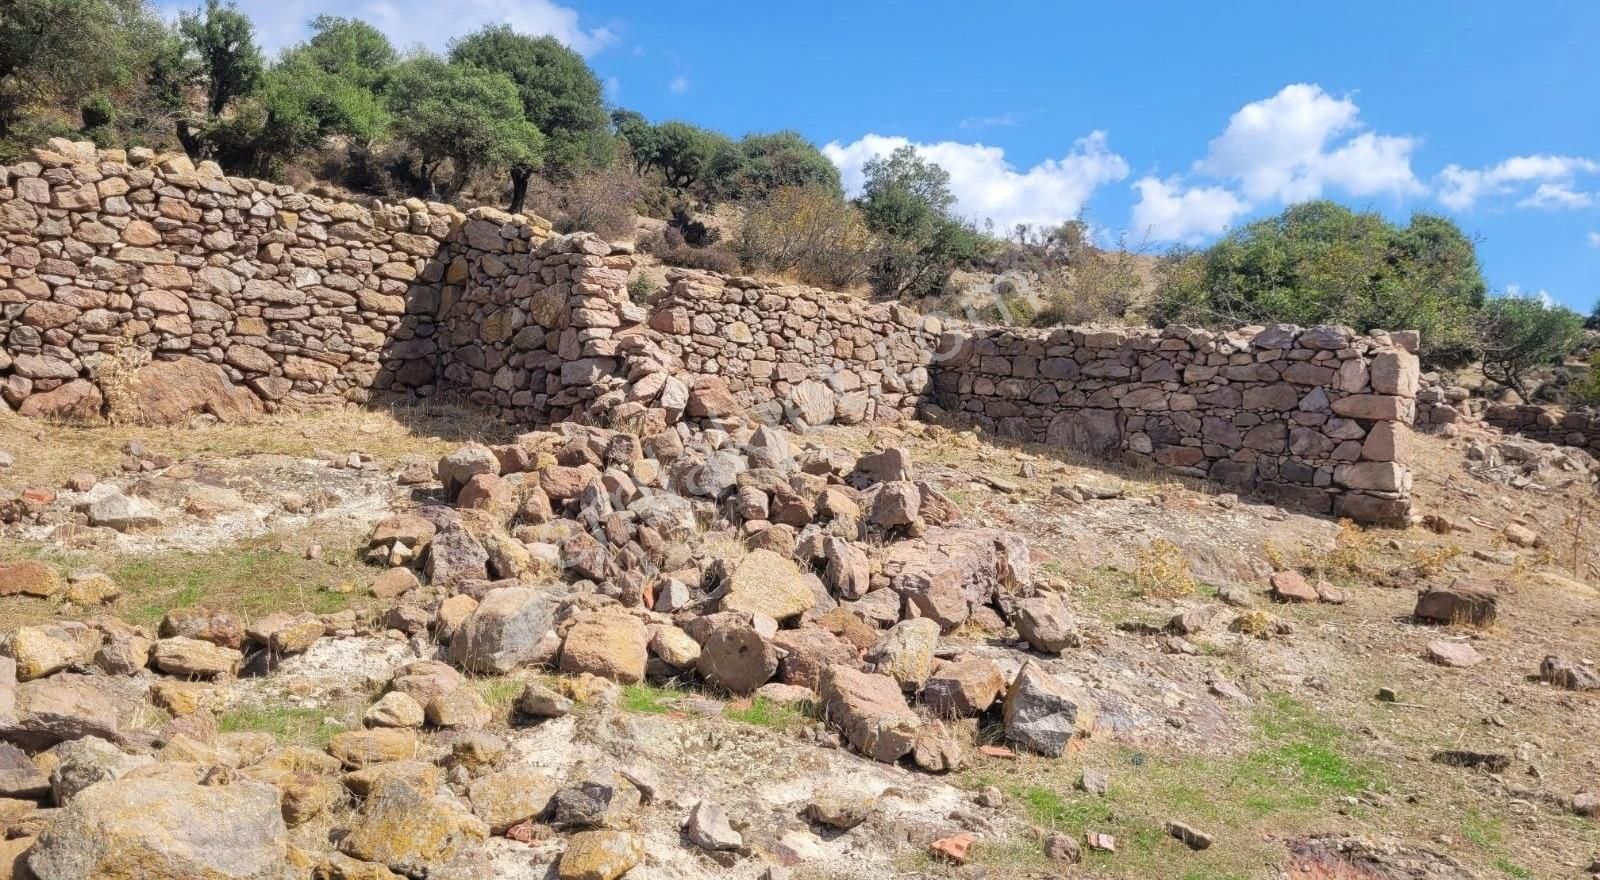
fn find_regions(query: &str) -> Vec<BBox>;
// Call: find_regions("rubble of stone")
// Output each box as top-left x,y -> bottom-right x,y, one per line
0,403 -> 1133,878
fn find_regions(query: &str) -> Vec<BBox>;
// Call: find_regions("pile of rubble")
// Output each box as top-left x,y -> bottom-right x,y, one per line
0,410 -> 1119,879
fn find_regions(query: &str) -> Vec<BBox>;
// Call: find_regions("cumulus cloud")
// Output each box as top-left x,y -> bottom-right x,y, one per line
1129,177 -> 1250,244
668,75 -> 690,95
1589,231 -> 1600,248
1436,154 -> 1600,210
1196,83 -> 1424,203
822,132 -> 1129,230
200,0 -> 617,56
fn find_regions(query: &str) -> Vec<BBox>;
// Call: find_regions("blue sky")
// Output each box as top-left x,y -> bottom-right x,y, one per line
203,0 -> 1599,312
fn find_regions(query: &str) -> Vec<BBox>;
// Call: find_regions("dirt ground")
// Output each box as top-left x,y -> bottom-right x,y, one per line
2,402 -> 1597,879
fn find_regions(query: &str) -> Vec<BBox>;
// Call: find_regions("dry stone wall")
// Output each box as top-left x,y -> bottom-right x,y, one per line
647,270 -> 941,427
928,325 -> 1420,524
0,139 -> 1419,523
1483,403 -> 1600,456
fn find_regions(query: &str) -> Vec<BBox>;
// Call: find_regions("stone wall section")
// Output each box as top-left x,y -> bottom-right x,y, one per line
929,324 -> 1420,523
1483,403 -> 1600,456
647,270 -> 941,427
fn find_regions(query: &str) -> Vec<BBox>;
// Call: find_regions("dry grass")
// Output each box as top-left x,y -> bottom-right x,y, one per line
0,399 -> 510,493
0,526 -> 379,631
1132,538 -> 1196,598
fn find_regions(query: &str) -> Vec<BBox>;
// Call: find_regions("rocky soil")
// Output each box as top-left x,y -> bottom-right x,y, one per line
0,400 -> 1596,880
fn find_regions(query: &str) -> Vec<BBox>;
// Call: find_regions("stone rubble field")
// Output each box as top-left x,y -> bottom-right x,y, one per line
0,402 -> 1596,880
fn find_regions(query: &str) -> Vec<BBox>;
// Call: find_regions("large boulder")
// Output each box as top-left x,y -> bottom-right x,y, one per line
819,664 -> 920,763
865,618 -> 939,690
1011,595 -> 1080,653
719,549 -> 815,621
0,674 -> 148,749
922,657 -> 1005,717
48,735 -> 154,804
695,616 -> 779,695
560,612 -> 647,684
558,829 -> 645,880
1003,661 -> 1095,757
438,443 -> 500,498
338,777 -> 488,877
448,586 -> 555,674
18,380 -> 103,422
27,777 -> 289,879
107,357 -> 262,425
469,766 -> 559,834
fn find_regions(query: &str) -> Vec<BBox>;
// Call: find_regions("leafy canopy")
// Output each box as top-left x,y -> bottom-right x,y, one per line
179,0 -> 263,116
1154,201 -> 1488,365
384,55 -> 543,197
1476,295 -> 1585,395
857,145 -> 991,298
448,25 -> 610,178
0,0 -> 169,139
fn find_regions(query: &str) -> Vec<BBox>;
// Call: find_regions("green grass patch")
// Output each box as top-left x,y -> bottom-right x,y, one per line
724,696 -> 813,731
956,693 -> 1387,878
218,704 -> 345,749
472,676 -> 525,712
620,682 -> 680,714
112,541 -> 369,627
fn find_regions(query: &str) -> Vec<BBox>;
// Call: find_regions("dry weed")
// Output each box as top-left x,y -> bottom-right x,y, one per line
1133,538 -> 1196,598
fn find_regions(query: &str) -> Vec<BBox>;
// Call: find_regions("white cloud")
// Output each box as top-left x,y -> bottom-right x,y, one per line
604,77 -> 621,99
193,0 -> 617,56
1197,83 -> 1423,203
1436,154 -> 1600,210
822,131 -> 1129,231
1504,283 -> 1555,308
1517,182 -> 1594,210
668,75 -> 690,94
1588,231 -> 1600,248
959,112 -> 1021,130
1129,177 -> 1250,244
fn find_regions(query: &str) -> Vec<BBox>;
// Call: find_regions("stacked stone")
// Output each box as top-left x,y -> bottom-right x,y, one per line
646,270 -> 942,426
1484,402 -> 1600,455
433,225 -> 648,426
931,323 -> 1419,524
0,138 -> 480,415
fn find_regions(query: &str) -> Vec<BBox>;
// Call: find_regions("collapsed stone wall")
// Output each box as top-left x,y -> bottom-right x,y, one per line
1483,402 -> 1600,456
639,274 -> 1418,524
0,139 -> 1419,523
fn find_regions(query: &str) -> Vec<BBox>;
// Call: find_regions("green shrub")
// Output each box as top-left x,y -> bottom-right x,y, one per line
1153,201 -> 1487,366
1477,295 -> 1585,396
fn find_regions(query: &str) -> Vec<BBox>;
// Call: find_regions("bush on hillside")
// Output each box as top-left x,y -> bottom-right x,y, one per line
857,145 -> 995,299
736,185 -> 874,289
1152,201 -> 1488,366
1477,295 -> 1586,397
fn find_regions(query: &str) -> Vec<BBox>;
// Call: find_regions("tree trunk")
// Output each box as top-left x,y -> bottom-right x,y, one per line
509,166 -> 532,215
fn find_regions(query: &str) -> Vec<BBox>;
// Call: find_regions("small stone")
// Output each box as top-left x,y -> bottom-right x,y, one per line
683,799 -> 742,851
1079,768 -> 1110,796
1426,640 -> 1484,668
929,832 -> 977,864
1166,820 -> 1213,850
1044,831 -> 1081,863
1086,831 -> 1117,852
